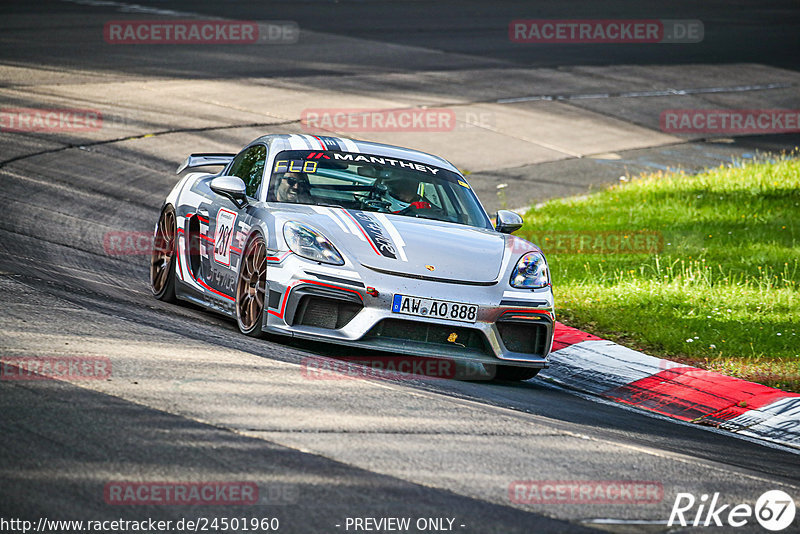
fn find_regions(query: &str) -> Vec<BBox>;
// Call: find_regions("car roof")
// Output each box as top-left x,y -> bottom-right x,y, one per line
251,134 -> 462,175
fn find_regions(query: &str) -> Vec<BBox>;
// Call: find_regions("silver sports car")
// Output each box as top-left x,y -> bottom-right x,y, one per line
151,134 -> 554,380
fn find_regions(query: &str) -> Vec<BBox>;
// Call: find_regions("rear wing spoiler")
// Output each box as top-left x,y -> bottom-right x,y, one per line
176,153 -> 235,175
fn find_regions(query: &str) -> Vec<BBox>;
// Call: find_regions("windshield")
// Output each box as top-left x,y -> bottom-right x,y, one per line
267,150 -> 492,229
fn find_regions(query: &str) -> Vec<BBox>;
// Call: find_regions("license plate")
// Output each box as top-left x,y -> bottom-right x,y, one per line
392,294 -> 478,323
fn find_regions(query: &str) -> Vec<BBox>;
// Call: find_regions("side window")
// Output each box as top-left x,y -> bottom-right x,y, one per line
420,181 -> 442,209
228,145 -> 267,198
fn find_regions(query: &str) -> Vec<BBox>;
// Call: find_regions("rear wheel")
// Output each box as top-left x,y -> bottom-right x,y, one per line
236,235 -> 267,337
485,365 -> 540,381
150,205 -> 177,302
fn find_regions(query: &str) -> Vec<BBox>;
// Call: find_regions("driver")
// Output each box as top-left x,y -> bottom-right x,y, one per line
384,176 -> 432,213
276,172 -> 313,204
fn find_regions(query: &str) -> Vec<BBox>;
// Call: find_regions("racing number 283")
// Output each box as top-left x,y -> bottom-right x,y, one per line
215,226 -> 232,257
214,208 -> 238,266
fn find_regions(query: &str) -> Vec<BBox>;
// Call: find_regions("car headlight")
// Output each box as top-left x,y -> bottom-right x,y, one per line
510,252 -> 550,289
283,222 -> 344,265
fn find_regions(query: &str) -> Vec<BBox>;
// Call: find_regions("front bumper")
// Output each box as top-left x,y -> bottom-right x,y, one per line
263,252 -> 554,368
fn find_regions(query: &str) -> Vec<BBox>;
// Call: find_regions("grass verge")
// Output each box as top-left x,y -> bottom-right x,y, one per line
519,154 -> 799,392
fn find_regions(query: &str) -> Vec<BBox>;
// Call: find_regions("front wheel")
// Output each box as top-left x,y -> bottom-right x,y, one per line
235,235 -> 267,337
485,365 -> 540,381
150,205 -> 177,302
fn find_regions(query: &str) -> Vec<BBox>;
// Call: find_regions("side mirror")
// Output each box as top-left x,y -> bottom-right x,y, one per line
210,176 -> 248,208
495,210 -> 523,234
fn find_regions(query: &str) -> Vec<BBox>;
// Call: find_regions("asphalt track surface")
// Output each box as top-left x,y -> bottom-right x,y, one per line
2,1 -> 800,533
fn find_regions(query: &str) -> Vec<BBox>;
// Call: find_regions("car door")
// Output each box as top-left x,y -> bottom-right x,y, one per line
201,144 -> 267,303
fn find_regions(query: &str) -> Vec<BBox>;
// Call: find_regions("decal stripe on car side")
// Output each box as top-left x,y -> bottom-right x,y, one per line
194,274 -> 235,301
175,235 -> 184,281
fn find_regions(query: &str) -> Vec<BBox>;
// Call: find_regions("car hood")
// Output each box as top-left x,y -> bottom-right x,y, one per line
273,204 -> 511,284
313,208 -> 507,283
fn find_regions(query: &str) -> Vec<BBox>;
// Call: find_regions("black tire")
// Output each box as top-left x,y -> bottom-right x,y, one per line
235,234 -> 267,337
485,365 -> 541,381
150,205 -> 177,302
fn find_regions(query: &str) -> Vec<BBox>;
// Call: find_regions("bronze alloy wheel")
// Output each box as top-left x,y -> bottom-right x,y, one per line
236,236 -> 267,336
150,206 -> 177,302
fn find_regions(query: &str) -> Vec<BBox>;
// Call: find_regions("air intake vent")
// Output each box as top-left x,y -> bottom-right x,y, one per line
293,296 -> 362,329
497,321 -> 548,355
365,319 -> 490,354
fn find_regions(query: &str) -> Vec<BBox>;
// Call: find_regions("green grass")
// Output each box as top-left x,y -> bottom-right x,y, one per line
519,155 -> 800,392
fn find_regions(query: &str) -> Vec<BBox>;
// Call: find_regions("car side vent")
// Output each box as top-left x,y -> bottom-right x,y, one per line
293,296 -> 362,329
188,215 -> 202,276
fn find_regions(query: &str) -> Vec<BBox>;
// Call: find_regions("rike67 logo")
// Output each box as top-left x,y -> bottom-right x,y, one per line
669,490 -> 796,531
